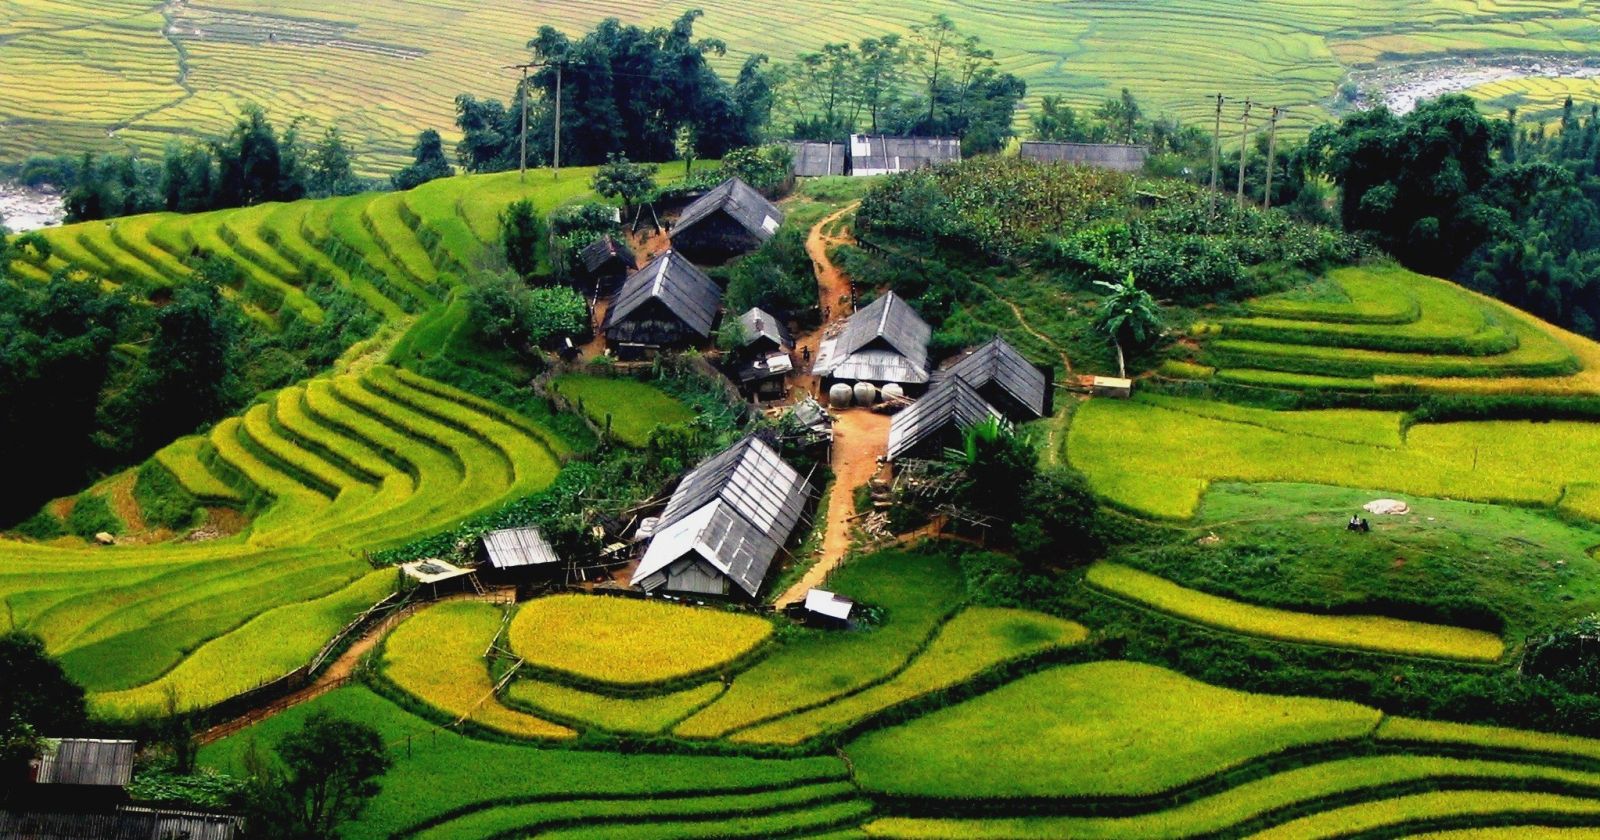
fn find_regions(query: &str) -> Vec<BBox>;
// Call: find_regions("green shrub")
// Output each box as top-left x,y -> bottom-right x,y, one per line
133,461 -> 200,530
64,493 -> 120,539
13,509 -> 65,540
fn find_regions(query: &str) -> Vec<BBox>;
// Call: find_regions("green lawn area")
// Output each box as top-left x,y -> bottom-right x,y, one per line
551,374 -> 695,447
846,660 -> 1382,799
1113,482 -> 1600,642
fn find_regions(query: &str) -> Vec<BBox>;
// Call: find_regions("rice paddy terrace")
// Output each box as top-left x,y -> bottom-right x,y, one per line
6,0 -> 1600,170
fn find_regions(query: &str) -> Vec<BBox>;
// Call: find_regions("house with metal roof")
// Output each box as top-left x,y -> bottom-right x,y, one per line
669,177 -> 785,263
887,377 -> 1008,461
812,291 -> 932,386
578,234 -> 636,294
930,336 -> 1051,420
602,251 -> 722,352
790,141 -> 846,177
478,525 -> 562,581
2,808 -> 241,840
632,436 -> 810,599
849,135 -> 961,176
736,307 -> 792,355
1019,141 -> 1148,172
30,738 -> 136,787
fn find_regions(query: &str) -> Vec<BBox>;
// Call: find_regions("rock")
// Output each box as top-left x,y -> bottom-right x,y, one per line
94,531 -> 116,545
1363,499 -> 1410,515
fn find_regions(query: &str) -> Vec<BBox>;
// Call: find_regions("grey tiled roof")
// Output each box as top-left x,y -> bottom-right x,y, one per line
481,526 -> 561,568
674,177 -> 784,242
603,251 -> 722,338
738,307 -> 792,349
790,141 -> 846,176
579,235 -> 636,274
814,291 -> 931,384
1019,141 -> 1148,172
931,337 -> 1048,418
633,436 -> 809,597
887,377 -> 1007,460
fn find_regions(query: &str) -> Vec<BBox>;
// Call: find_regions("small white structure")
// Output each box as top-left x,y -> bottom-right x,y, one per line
1091,376 -> 1133,398
803,588 -> 855,623
1364,499 -> 1411,515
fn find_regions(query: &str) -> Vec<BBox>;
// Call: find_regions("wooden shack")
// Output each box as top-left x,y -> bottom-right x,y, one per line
887,377 -> 1008,461
578,234 -> 637,295
849,134 -> 961,176
812,291 -> 932,388
931,336 -> 1052,420
601,251 -> 722,355
669,177 -> 784,263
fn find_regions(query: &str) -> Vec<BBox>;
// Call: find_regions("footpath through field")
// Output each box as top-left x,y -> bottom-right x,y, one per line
775,202 -> 888,609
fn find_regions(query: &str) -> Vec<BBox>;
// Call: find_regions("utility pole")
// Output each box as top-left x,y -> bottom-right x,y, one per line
504,62 -> 538,182
1263,106 -> 1282,209
1236,99 -> 1252,205
553,63 -> 562,181
1209,93 -> 1225,195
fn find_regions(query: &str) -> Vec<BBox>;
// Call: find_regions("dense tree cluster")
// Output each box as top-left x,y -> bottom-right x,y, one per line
771,14 -> 1026,153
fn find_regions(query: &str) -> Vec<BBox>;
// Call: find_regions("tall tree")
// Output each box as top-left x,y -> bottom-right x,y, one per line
1094,272 -> 1162,378
245,712 -> 391,840
391,129 -> 452,190
855,36 -> 907,133
0,631 -> 87,801
119,268 -> 243,453
499,199 -> 544,279
908,14 -> 968,124
307,127 -> 359,197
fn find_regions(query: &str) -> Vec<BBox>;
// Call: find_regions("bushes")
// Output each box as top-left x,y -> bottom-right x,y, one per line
64,493 -> 119,538
1012,467 -> 1104,569
133,460 -> 200,530
721,227 -> 815,319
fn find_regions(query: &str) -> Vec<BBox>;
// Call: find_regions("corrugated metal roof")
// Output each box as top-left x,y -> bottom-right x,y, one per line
1019,141 -> 1148,172
738,307 -> 792,349
481,526 -> 561,568
603,251 -> 722,339
887,377 -> 1008,460
931,337 -> 1048,418
849,134 -> 961,175
579,235 -> 636,274
1,808 -> 241,840
633,436 -> 809,597
33,738 -> 135,786
812,291 -> 931,384
673,177 -> 784,243
790,141 -> 846,177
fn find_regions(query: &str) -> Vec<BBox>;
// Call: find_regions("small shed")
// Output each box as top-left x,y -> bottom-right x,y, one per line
790,141 -> 846,177
738,352 -> 794,400
401,558 -> 480,598
31,739 -> 136,787
479,526 -> 563,583
802,588 -> 855,627
578,235 -> 636,294
0,808 -> 240,840
669,177 -> 785,263
887,377 -> 1008,461
737,306 -> 793,356
1019,141 -> 1149,172
632,436 -> 810,599
602,251 -> 723,353
1091,375 -> 1134,398
812,291 -> 932,387
849,135 -> 961,176
931,336 -> 1051,420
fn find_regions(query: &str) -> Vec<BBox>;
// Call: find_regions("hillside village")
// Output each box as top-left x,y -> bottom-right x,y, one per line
9,6 -> 1600,840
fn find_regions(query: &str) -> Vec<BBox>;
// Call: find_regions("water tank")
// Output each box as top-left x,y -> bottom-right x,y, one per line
853,382 -> 879,405
828,382 -> 854,408
881,383 -> 905,401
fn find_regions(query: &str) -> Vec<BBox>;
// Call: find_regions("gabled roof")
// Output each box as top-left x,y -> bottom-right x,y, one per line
674,177 -> 784,242
33,738 -> 136,786
931,337 -> 1048,418
887,377 -> 1008,460
790,141 -> 846,177
738,307 -> 792,349
603,251 -> 721,338
481,526 -> 561,568
813,291 -> 932,384
1019,141 -> 1148,172
633,436 -> 809,597
580,235 -> 635,274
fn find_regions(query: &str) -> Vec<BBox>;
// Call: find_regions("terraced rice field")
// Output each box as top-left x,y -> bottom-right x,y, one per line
7,1 -> 1600,168
1193,265 -> 1598,391
1068,392 -> 1600,520
0,363 -> 563,715
550,374 -> 696,448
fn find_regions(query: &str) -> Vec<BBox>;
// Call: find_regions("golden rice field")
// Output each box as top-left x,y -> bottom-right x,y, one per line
506,594 -> 775,687
7,0 -> 1600,168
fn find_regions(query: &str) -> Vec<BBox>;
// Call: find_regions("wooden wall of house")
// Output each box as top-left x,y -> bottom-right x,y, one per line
672,213 -> 763,264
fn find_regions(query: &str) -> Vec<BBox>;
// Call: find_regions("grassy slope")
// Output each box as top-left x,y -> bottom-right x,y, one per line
550,374 -> 696,448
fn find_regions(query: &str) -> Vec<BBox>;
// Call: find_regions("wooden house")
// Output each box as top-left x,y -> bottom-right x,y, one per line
669,177 -> 784,263
631,436 -> 810,599
848,134 -> 961,176
1019,141 -> 1149,172
602,251 -> 722,355
577,234 -> 636,295
812,291 -> 932,387
886,377 -> 1008,461
930,337 -> 1051,420
479,525 -> 563,584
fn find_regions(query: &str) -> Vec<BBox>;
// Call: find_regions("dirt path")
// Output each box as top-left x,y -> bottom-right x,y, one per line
775,409 -> 889,608
788,202 -> 860,397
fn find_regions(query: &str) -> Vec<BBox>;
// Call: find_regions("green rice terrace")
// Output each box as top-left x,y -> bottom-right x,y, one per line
8,0 -> 1600,168
13,147 -> 1600,839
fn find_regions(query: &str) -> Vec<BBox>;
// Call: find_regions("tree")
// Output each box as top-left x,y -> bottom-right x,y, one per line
464,270 -> 587,351
0,631 -> 87,799
118,268 -> 243,453
591,154 -> 657,220
214,106 -> 299,207
1093,272 -> 1162,378
245,711 -> 390,840
855,36 -> 907,133
1012,468 -> 1102,569
307,127 -> 359,197
392,129 -> 452,190
943,416 -> 1035,522
499,199 -> 544,279
908,14 -> 965,125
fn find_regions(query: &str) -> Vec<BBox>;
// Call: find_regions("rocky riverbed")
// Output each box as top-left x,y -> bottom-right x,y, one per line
0,181 -> 65,231
1348,55 -> 1600,115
